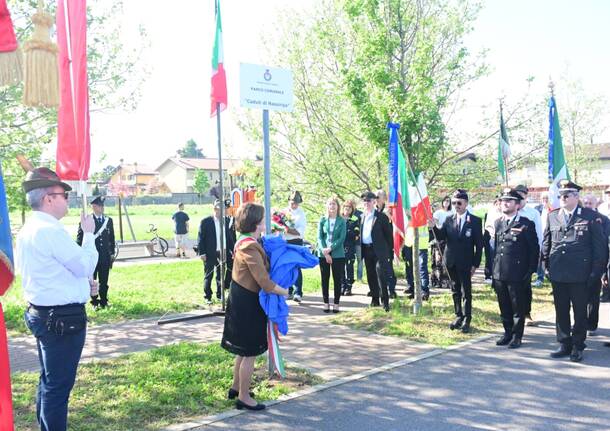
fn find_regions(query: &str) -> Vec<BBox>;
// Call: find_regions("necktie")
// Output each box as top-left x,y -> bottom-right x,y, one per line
564,212 -> 570,225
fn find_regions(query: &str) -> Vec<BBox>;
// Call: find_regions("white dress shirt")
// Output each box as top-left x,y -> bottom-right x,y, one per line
519,205 -> 543,249
284,206 -> 307,241
16,211 -> 98,306
361,211 -> 375,244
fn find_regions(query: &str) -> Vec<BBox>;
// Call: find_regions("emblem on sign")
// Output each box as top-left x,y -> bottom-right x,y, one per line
264,69 -> 272,81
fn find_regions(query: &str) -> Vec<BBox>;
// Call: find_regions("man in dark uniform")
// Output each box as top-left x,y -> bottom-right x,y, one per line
77,196 -> 116,309
360,191 -> 394,311
429,189 -> 483,333
581,194 -> 610,335
492,188 -> 539,348
542,180 -> 606,362
197,199 -> 236,304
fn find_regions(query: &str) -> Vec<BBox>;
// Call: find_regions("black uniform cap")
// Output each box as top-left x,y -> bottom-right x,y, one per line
361,191 -> 377,201
499,187 -> 521,201
452,189 -> 468,201
91,196 -> 105,206
558,180 -> 582,194
288,191 -> 303,204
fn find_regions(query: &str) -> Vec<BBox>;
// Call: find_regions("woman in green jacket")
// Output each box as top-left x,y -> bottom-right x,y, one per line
317,197 -> 347,313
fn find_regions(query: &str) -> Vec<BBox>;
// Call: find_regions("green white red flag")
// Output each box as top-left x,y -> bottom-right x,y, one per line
210,0 -> 227,117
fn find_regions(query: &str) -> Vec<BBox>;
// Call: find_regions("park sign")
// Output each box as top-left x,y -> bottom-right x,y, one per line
240,63 -> 293,112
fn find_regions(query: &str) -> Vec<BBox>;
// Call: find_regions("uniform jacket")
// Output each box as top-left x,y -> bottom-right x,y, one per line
492,215 -> 539,282
77,215 -> 115,264
197,216 -> 236,262
317,216 -> 347,259
360,209 -> 393,261
433,211 -> 483,271
542,205 -> 606,283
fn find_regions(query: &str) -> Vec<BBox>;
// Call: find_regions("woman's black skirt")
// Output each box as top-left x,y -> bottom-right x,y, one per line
221,281 -> 268,357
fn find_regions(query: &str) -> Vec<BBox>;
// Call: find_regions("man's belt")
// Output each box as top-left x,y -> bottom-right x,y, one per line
27,303 -> 85,316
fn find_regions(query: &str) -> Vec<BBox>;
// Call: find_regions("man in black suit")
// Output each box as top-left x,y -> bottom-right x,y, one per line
197,199 -> 236,303
430,189 -> 483,333
77,196 -> 115,309
360,191 -> 394,311
492,188 -> 539,349
542,181 -> 606,362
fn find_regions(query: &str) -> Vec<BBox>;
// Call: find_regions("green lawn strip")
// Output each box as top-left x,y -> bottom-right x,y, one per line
4,260 -> 208,336
12,341 -> 322,431
332,283 -> 555,347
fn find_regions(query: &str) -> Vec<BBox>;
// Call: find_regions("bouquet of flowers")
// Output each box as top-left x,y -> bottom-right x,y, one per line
271,209 -> 295,234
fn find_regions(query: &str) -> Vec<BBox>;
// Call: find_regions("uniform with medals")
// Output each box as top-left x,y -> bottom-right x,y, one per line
492,189 -> 539,348
77,196 -> 116,308
542,181 -> 606,362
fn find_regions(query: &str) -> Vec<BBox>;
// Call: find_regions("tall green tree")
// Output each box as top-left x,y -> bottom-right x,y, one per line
192,169 -> 210,196
177,139 -> 205,159
1,0 -> 148,217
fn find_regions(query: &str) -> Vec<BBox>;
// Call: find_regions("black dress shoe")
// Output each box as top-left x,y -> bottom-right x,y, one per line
461,320 -> 471,333
383,299 -> 390,312
496,334 -> 512,346
508,337 -> 522,349
422,293 -> 430,301
235,399 -> 265,411
449,317 -> 463,330
569,348 -> 584,362
370,299 -> 380,307
389,291 -> 397,299
367,291 -> 372,297
550,345 -> 571,358
406,291 -> 414,299
227,388 -> 255,400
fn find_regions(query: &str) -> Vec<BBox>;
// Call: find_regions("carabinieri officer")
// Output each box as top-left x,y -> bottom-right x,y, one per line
492,188 -> 539,349
542,180 -> 606,362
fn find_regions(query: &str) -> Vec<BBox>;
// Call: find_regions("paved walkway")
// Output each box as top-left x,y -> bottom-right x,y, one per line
192,309 -> 610,431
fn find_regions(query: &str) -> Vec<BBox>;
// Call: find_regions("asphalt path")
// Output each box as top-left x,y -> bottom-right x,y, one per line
195,307 -> 610,431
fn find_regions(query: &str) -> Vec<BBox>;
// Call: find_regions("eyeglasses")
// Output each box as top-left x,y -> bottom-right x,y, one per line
451,201 -> 464,206
559,194 -> 575,199
47,192 -> 69,200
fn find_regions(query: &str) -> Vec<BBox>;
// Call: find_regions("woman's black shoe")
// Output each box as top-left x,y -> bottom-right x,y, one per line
236,399 -> 266,411
227,389 -> 255,400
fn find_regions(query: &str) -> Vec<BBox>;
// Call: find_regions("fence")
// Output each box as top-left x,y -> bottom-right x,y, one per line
68,193 -> 215,208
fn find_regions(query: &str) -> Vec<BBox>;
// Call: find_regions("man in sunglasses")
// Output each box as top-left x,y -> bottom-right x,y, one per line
492,188 -> 539,349
16,167 -> 99,430
542,180 -> 606,362
429,189 -> 483,333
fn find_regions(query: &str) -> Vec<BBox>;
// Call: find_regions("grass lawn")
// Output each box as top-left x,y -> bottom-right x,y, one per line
332,283 -> 555,347
3,260 -> 326,337
12,342 -> 322,431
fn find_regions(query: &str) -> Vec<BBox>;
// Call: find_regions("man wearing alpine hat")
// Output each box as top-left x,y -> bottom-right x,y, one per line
542,180 -> 606,362
492,188 -> 539,349
16,167 -> 98,430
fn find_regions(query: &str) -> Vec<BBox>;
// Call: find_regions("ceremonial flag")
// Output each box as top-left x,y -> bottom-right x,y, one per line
498,105 -> 510,183
56,0 -> 91,181
210,0 -> 227,117
547,95 -> 569,209
0,163 -> 15,431
388,123 -> 407,259
407,170 -> 431,229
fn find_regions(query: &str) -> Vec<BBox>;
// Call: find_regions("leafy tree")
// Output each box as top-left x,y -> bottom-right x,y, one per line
192,169 -> 210,196
1,0 -> 148,217
177,139 -> 205,159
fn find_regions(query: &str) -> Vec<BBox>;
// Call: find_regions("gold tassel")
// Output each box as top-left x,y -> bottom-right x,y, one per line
23,0 -> 59,107
0,46 -> 23,86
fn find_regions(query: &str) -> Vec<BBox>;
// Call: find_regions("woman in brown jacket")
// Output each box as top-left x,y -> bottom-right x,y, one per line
221,202 -> 287,411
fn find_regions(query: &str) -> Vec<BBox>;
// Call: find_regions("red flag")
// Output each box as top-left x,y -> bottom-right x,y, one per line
0,306 -> 14,431
56,0 -> 91,181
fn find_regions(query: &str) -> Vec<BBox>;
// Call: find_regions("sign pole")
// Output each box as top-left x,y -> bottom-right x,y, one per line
263,109 -> 272,233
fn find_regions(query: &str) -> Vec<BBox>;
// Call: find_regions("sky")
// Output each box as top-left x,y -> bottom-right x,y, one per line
85,0 -> 610,172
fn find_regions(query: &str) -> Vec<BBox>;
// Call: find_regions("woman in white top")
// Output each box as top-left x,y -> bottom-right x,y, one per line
430,196 -> 452,289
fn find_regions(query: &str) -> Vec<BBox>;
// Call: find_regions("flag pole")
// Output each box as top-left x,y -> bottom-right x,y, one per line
217,102 -> 226,314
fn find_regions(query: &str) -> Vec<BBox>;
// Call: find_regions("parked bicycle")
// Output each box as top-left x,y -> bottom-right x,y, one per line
148,224 -> 169,257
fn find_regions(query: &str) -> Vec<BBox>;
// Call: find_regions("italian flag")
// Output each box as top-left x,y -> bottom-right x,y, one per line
210,0 -> 227,117
388,123 -> 432,259
547,95 -> 569,209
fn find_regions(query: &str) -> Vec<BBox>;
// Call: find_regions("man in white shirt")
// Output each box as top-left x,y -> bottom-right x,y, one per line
599,187 -> 610,218
16,167 -> 98,431
284,191 -> 307,302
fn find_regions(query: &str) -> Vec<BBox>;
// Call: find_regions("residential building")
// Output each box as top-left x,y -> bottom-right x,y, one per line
156,157 -> 245,193
107,162 -> 159,196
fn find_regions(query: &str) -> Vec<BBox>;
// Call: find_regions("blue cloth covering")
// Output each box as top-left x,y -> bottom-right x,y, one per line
259,235 -> 318,335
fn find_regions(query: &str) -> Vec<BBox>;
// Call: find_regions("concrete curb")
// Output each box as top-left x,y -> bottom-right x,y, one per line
161,332 -> 497,431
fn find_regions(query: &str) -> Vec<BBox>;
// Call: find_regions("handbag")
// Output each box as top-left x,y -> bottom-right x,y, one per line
47,307 -> 87,335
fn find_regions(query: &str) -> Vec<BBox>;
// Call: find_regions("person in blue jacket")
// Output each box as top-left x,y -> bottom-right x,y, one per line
317,197 -> 347,313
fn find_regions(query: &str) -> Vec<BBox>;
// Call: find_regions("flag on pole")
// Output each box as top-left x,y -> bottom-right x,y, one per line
547,95 -> 569,209
388,123 -> 432,258
210,0 -> 227,117
498,105 -> 510,182
56,0 -> 91,181
407,170 -> 431,228
0,163 -> 15,431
